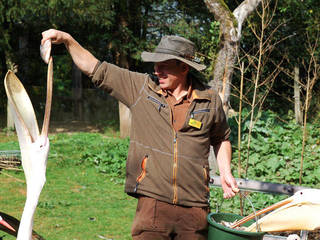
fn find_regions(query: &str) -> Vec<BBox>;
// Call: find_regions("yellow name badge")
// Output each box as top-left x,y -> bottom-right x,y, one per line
189,118 -> 202,129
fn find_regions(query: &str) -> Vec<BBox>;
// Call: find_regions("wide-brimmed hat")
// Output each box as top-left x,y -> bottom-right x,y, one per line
141,35 -> 206,71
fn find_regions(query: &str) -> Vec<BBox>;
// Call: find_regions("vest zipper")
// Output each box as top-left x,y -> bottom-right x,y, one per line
167,98 -> 178,204
173,132 -> 178,204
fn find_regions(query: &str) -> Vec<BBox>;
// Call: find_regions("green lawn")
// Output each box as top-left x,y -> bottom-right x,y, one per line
0,132 -> 137,240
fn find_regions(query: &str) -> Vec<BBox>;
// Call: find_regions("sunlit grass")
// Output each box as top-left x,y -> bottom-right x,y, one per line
0,132 -> 136,240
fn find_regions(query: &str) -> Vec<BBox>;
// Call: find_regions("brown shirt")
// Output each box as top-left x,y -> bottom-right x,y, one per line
163,84 -> 192,131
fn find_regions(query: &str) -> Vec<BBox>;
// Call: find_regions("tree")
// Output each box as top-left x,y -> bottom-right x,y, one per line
1,0 -> 319,130
203,0 -> 262,114
269,0 -> 320,121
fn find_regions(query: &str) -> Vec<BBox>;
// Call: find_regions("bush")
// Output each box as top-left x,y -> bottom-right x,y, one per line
207,109 -> 320,215
49,133 -> 129,182
228,109 -> 320,187
79,136 -> 129,179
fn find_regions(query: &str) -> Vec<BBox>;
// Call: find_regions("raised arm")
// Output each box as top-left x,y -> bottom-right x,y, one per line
41,29 -> 99,76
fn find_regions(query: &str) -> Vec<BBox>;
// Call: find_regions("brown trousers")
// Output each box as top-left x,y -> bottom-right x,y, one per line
131,196 -> 209,240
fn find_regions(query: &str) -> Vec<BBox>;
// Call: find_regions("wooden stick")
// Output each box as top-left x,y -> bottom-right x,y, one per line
231,198 -> 293,229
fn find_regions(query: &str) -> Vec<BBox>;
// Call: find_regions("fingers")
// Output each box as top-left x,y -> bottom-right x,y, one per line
231,181 -> 240,193
221,175 -> 239,199
41,29 -> 53,45
222,182 -> 236,199
223,188 -> 237,199
41,29 -> 63,45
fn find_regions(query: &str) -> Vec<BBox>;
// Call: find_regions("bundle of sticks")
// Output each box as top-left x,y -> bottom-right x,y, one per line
0,150 -> 21,170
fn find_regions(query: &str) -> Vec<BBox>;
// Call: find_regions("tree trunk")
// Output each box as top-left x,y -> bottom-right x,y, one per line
119,102 -> 131,138
7,100 -> 14,131
116,2 -> 131,138
294,65 -> 302,124
204,0 -> 238,115
204,0 -> 262,115
204,0 -> 261,175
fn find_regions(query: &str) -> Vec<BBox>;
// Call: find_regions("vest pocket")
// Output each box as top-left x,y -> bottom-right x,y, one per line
147,95 -> 166,112
190,109 -> 210,118
134,155 -> 148,193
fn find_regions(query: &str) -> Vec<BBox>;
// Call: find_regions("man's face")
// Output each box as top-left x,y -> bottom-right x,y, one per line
154,60 -> 188,91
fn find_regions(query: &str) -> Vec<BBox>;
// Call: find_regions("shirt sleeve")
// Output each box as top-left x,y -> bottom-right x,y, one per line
90,61 -> 148,108
210,93 -> 231,146
88,61 -> 102,78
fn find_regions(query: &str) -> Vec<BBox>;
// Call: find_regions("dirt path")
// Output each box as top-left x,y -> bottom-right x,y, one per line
49,121 -> 104,134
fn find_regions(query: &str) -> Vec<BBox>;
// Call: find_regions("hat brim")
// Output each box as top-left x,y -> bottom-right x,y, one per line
141,52 -> 206,71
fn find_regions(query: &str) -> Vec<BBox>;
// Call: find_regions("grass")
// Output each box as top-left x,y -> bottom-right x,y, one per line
0,131 -> 137,240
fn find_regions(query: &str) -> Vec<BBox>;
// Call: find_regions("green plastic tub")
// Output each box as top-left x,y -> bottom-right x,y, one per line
207,213 -> 266,240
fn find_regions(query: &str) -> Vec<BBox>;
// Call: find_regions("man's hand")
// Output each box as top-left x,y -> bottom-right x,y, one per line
40,29 -> 99,76
220,173 -> 239,199
41,29 -> 70,45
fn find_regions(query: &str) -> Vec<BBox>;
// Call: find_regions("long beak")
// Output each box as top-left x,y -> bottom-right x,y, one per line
231,197 -> 293,228
0,216 -> 16,232
40,56 -> 53,142
4,71 -> 40,144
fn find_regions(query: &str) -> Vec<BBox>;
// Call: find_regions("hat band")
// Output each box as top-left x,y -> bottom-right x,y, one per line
155,47 -> 185,57
155,48 -> 200,63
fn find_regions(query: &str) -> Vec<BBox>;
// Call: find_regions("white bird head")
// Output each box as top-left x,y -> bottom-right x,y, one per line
4,57 -> 53,240
246,189 -> 320,232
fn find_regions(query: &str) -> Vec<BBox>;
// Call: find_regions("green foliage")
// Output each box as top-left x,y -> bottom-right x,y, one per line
52,55 -> 73,96
47,132 -> 129,182
0,139 -> 19,149
80,137 -> 129,180
38,200 -> 72,209
209,109 -> 320,215
1,0 -> 320,122
201,21 -> 221,79
229,109 -> 320,187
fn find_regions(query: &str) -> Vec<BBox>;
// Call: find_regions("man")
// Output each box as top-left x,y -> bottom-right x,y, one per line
41,30 -> 239,239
